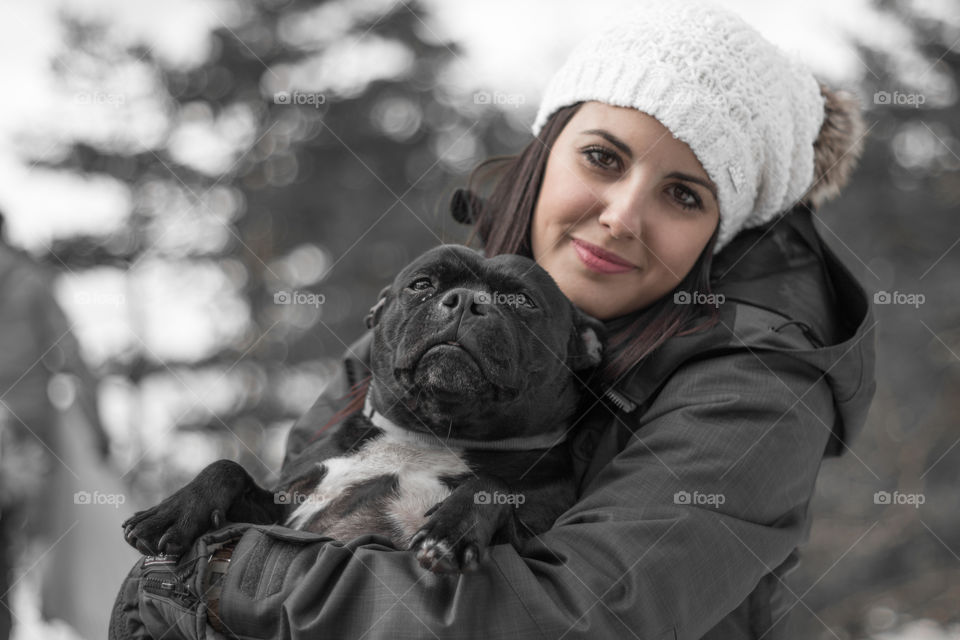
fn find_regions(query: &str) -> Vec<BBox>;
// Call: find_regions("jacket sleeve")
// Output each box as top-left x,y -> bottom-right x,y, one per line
217,347 -> 835,640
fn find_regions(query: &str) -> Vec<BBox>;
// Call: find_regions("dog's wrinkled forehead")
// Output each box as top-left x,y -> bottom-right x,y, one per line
394,245 -> 481,283
394,245 -> 565,306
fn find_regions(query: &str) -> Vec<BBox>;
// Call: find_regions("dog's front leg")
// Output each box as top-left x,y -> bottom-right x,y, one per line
122,459 -> 282,556
408,475 -> 522,574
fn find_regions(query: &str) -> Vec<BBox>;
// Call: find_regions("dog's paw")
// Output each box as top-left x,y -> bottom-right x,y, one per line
408,508 -> 485,574
122,502 -> 224,557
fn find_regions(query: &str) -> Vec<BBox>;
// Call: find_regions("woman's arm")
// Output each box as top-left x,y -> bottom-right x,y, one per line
213,346 -> 834,640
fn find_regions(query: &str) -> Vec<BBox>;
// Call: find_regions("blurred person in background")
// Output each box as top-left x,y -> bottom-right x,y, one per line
0,209 -> 111,640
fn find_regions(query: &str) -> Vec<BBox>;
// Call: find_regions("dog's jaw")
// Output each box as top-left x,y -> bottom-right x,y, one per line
386,333 -> 522,405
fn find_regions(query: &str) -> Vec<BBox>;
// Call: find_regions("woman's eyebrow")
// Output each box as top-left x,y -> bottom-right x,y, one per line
579,129 -> 633,159
665,171 -> 718,201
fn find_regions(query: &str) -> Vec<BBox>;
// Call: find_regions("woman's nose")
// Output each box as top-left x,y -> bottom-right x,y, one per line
596,181 -> 647,240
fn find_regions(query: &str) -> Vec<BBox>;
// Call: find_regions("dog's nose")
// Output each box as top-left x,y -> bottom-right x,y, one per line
439,287 -> 489,318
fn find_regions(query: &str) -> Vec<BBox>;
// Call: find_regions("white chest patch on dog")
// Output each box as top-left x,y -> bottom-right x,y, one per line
284,430 -> 472,546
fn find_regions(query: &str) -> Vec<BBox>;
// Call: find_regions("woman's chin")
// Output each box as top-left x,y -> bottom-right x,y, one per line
559,280 -> 616,319
538,246 -> 651,319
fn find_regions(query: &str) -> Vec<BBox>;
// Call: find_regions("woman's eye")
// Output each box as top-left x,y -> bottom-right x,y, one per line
669,184 -> 703,211
407,277 -> 433,291
582,146 -> 620,171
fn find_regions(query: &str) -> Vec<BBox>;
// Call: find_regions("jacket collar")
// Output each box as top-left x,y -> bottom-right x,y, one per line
607,206 -> 877,456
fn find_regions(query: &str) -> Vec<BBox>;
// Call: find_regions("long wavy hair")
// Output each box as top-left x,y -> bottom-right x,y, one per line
461,102 -> 721,387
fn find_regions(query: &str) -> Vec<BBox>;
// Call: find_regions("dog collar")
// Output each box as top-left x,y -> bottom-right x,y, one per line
361,395 -> 570,451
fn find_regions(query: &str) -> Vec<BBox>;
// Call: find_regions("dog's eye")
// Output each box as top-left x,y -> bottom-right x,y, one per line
518,293 -> 537,310
406,277 -> 433,292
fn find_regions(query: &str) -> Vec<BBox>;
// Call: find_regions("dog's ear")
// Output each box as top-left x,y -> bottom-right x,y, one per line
449,188 -> 484,225
364,284 -> 392,329
567,307 -> 605,371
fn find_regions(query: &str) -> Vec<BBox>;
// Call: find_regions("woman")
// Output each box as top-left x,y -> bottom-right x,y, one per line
111,2 -> 876,638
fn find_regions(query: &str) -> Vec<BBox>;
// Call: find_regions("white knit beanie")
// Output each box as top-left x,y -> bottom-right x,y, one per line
531,0 -> 827,253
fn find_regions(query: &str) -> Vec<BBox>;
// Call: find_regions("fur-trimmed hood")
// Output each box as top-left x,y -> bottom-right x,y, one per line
803,82 -> 868,209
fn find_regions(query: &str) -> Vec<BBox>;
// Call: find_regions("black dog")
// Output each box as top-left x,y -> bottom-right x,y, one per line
122,244 -> 603,573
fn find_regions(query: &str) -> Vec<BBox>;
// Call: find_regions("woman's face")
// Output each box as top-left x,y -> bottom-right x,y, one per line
531,102 -> 720,320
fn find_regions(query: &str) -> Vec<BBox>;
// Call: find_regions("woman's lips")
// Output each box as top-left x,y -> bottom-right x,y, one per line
571,237 -> 636,274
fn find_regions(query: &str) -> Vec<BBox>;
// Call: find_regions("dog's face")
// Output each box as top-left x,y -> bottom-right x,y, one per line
365,244 -> 603,439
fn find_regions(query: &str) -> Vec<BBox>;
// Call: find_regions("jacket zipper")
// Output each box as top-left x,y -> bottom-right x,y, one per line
603,388 -> 637,413
142,575 -> 200,608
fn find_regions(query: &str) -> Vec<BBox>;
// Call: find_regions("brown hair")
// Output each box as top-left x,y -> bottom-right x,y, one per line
462,102 -> 721,387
